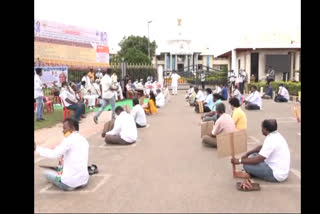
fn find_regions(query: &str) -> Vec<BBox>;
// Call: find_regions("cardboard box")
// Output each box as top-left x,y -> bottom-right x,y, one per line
198,101 -> 204,113
200,121 -> 214,138
216,130 -> 247,158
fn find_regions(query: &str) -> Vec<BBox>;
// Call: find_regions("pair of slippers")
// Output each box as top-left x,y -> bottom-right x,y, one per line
236,179 -> 260,191
88,164 -> 98,175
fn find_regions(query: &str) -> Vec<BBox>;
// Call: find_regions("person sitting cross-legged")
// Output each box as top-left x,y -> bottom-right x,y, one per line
155,89 -> 166,108
34,118 -> 89,191
261,83 -> 273,99
203,88 -> 214,112
201,93 -> 222,122
143,91 -> 158,115
202,103 -> 237,148
231,119 -> 290,183
130,98 -> 147,128
229,97 -> 247,131
221,84 -> 229,100
185,85 -> 194,101
244,85 -> 262,110
274,84 -> 289,102
102,106 -> 138,145
193,87 -> 205,112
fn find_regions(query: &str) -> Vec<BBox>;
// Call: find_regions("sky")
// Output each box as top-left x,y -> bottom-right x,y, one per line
35,0 -> 300,53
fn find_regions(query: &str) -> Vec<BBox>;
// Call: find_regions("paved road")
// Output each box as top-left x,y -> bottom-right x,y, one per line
34,92 -> 301,213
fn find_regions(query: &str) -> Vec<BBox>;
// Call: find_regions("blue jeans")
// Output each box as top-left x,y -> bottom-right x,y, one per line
67,103 -> 85,121
43,170 -> 77,191
95,97 -> 116,119
243,153 -> 278,182
35,96 -> 44,120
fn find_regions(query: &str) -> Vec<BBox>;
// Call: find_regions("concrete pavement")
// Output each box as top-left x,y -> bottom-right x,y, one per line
34,92 -> 300,213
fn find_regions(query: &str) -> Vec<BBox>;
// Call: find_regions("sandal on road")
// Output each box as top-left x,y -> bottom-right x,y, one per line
88,164 -> 99,175
236,179 -> 260,191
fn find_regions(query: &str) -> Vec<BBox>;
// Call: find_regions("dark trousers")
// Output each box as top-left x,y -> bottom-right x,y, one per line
245,103 -> 260,110
274,95 -> 288,102
136,123 -> 146,128
67,103 -> 85,121
204,105 -> 211,112
239,82 -> 244,94
201,81 -> 205,90
105,135 -> 135,145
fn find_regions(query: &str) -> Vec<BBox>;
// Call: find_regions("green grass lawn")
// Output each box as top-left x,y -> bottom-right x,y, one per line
34,98 -> 149,130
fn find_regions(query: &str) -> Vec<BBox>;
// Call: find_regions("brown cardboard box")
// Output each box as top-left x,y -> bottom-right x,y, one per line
198,101 -> 204,113
200,121 -> 214,138
216,130 -> 247,158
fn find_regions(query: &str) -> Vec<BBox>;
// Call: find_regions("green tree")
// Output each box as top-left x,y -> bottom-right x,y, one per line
123,48 -> 151,64
118,35 -> 157,63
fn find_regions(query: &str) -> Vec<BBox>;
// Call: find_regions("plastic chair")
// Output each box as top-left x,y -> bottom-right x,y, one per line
43,96 -> 54,113
60,98 -> 71,120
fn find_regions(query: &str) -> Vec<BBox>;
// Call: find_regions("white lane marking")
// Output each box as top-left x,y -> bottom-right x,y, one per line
290,168 -> 301,180
39,174 -> 112,194
249,136 -> 260,143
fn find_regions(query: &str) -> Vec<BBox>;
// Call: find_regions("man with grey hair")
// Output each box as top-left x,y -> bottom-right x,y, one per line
201,103 -> 237,147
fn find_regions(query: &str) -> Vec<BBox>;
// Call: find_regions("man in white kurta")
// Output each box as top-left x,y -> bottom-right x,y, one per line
171,71 -> 181,95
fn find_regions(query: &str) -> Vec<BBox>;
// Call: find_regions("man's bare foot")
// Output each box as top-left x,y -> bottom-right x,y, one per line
233,171 -> 251,179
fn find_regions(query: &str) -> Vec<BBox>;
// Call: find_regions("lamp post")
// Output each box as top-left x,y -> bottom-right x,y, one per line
148,20 -> 152,60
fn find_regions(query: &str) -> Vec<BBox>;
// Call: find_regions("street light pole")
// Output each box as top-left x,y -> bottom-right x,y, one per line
148,20 -> 152,60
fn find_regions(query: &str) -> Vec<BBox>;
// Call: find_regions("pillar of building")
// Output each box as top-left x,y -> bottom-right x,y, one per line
164,53 -> 167,70
175,54 -> 178,70
170,54 -> 172,71
231,49 -> 237,74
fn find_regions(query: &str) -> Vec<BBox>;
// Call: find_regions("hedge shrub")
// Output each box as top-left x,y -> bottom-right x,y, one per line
248,81 -> 301,96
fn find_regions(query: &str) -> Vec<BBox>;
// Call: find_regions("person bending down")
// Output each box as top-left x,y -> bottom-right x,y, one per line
244,85 -> 262,110
34,118 -> 89,191
130,98 -> 147,128
202,103 -> 237,147
231,119 -> 290,182
102,106 -> 138,145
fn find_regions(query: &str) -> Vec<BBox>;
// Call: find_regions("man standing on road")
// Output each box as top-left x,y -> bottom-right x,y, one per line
94,69 -> 116,124
200,71 -> 206,90
35,118 -> 89,191
202,103 -> 237,147
231,119 -> 290,183
266,66 -> 275,85
171,70 -> 181,95
34,67 -> 45,121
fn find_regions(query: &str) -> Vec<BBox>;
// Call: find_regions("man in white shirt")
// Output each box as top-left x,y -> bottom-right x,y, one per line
171,70 -> 181,95
213,84 -> 222,94
80,81 -> 98,109
34,68 -> 45,121
185,85 -> 194,101
60,82 -> 86,122
194,87 -> 205,102
102,106 -> 138,145
200,71 -> 206,90
155,89 -> 165,108
275,84 -> 289,102
81,73 -> 91,89
35,118 -> 89,191
228,70 -> 236,93
93,69 -> 116,124
95,68 -> 103,81
130,98 -> 147,128
231,85 -> 242,104
231,119 -> 290,183
244,85 -> 262,110
126,80 -> 136,99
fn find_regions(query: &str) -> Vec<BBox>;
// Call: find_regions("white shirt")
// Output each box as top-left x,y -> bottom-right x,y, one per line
106,111 -> 138,143
34,74 -> 44,98
278,86 -> 289,100
245,91 -> 262,109
81,76 -> 91,88
196,90 -> 205,102
229,72 -> 236,82
201,73 -> 205,82
156,92 -> 165,107
232,88 -> 241,101
171,73 -> 181,87
259,131 -> 291,182
101,74 -> 114,99
188,88 -> 194,95
59,88 -> 77,107
36,132 -> 89,188
130,104 -> 147,126
214,86 -> 222,94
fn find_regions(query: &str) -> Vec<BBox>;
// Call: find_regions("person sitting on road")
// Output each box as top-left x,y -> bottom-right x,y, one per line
163,85 -> 171,103
244,85 -> 262,110
60,82 -> 86,122
262,83 -> 273,99
155,89 -> 165,108
221,84 -> 229,100
274,84 -> 289,102
203,88 -> 214,112
201,93 -> 223,122
194,87 -> 206,112
231,119 -> 290,183
130,98 -> 147,128
231,85 -> 242,104
229,97 -> 247,130
202,103 -> 237,148
185,85 -> 194,101
102,106 -> 138,145
126,80 -> 136,99
213,84 -> 222,95
34,118 -> 89,191
143,91 -> 158,115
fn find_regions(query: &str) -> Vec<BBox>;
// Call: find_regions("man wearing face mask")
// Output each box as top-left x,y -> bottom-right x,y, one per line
34,118 -> 89,191
201,103 -> 237,148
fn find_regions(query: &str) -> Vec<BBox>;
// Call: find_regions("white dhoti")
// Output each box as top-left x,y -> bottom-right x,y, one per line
84,95 -> 97,107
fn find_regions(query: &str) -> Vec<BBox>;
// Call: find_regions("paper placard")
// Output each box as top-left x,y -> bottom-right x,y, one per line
217,130 -> 247,158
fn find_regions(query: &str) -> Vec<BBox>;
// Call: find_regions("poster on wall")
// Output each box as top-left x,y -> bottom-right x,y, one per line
34,66 -> 68,87
91,43 -> 110,64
